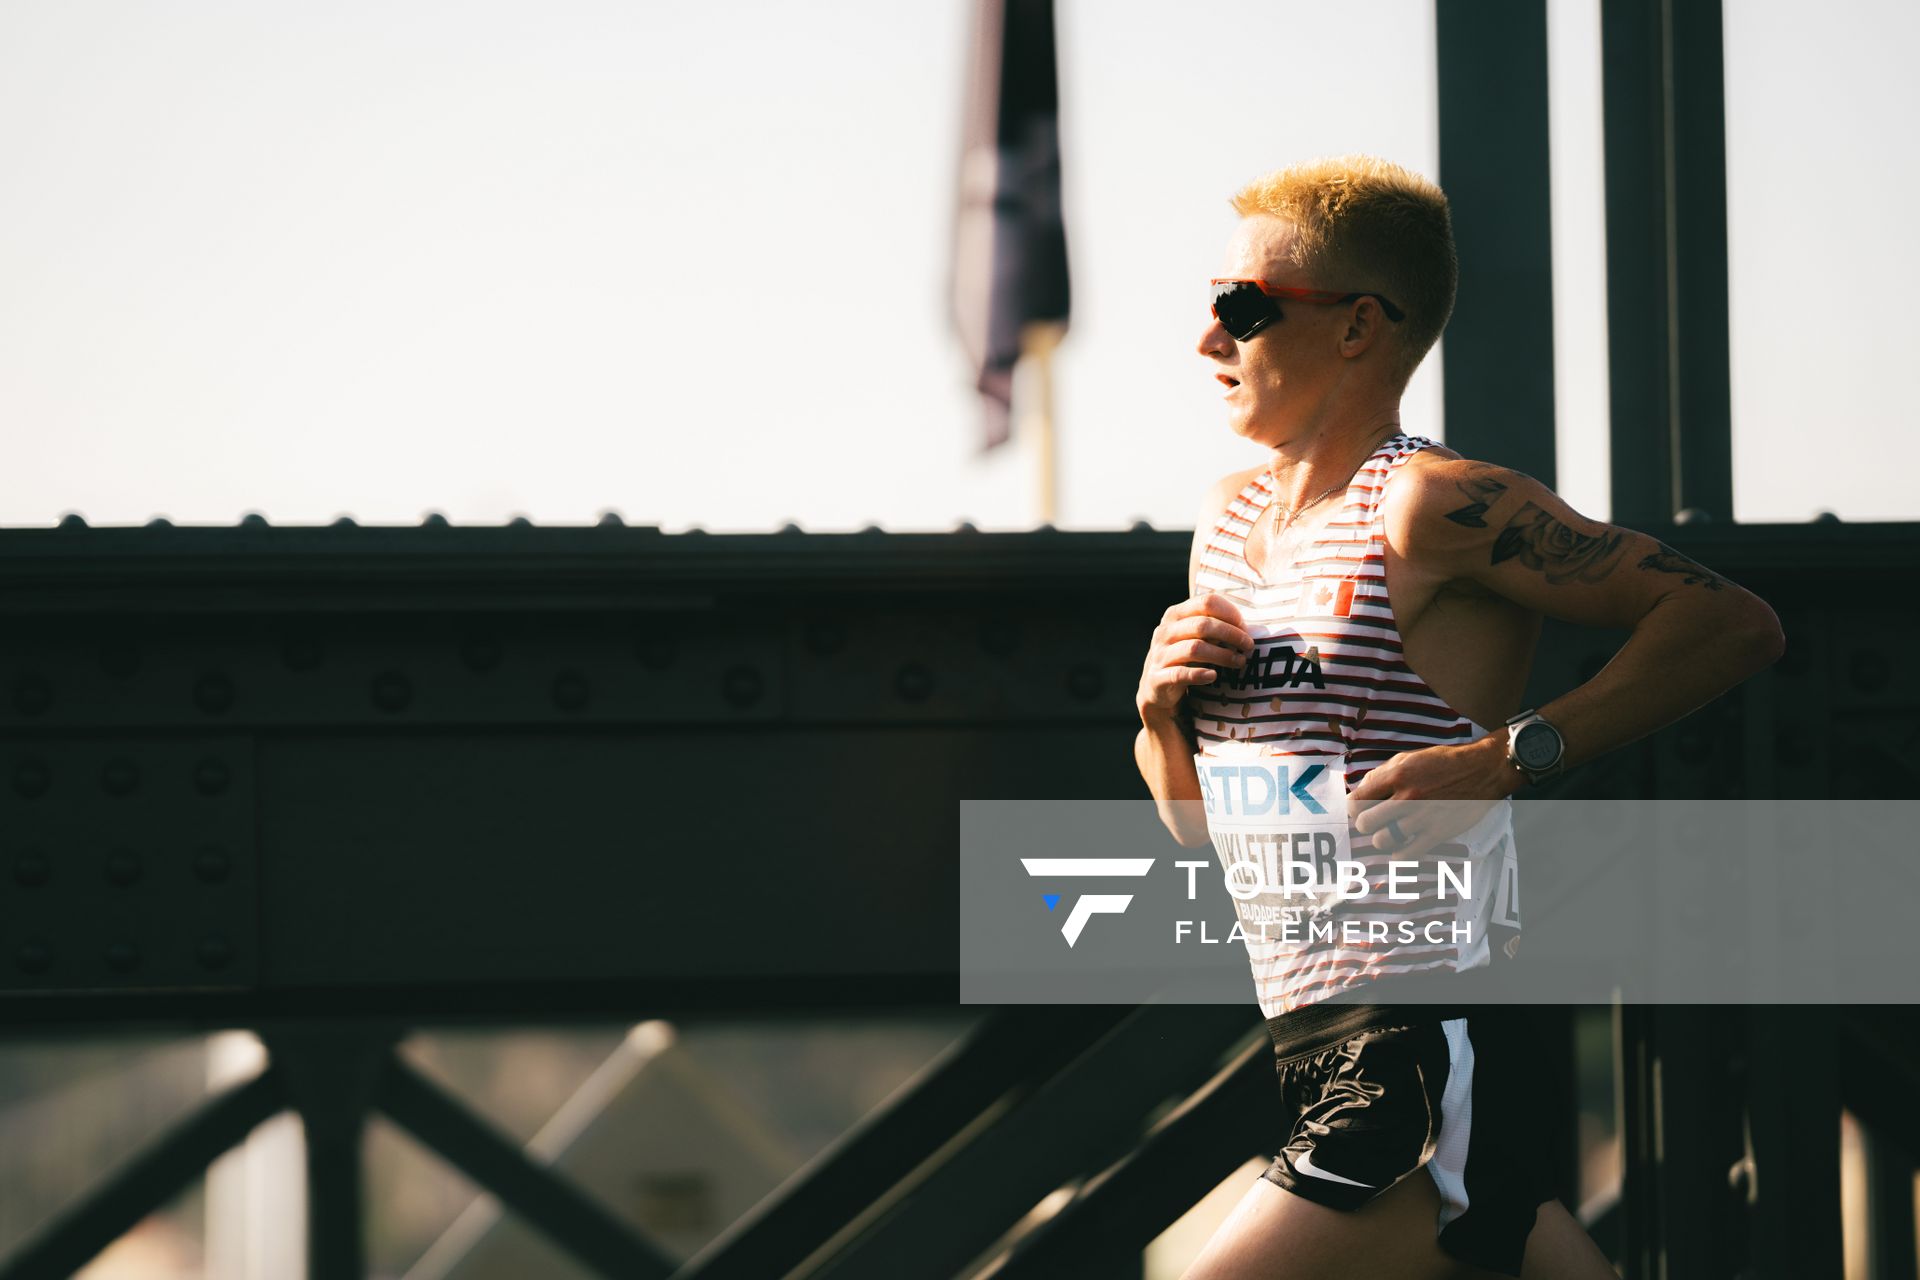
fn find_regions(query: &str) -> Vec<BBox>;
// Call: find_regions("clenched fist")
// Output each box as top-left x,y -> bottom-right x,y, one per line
1137,592 -> 1255,726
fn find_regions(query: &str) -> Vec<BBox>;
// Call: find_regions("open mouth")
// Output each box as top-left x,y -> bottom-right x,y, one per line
1217,374 -> 1240,391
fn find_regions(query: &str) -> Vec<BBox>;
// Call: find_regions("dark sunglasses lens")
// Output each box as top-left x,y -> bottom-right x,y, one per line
1211,283 -> 1275,340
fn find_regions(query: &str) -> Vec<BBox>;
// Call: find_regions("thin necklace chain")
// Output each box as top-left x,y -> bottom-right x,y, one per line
1261,426 -> 1402,568
1269,478 -> 1348,528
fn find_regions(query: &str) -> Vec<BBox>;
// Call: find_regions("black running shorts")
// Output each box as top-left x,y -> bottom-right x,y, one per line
1262,1001 -> 1558,1278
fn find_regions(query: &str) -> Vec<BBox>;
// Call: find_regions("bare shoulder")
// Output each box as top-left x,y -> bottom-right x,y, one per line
1381,447 -> 1562,560
1391,443 -> 1519,498
1198,462 -> 1267,526
1187,463 -> 1267,595
1380,445 -> 1773,634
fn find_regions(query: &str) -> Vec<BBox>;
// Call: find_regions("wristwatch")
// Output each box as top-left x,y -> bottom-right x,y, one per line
1503,708 -> 1566,785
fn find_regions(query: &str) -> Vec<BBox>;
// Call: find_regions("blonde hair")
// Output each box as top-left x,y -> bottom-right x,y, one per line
1230,155 -> 1457,389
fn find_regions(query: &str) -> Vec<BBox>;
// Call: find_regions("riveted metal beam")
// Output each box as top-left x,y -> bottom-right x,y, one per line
0,525 -> 1911,1026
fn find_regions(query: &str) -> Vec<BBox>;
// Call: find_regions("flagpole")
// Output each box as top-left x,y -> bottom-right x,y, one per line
1019,319 -> 1066,526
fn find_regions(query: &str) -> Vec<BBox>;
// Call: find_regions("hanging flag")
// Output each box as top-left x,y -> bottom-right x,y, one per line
950,0 -> 1071,453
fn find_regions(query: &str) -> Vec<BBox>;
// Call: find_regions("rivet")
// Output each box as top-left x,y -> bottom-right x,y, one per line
1675,724 -> 1713,763
461,636 -> 502,673
194,671 -> 235,714
804,621 -> 846,656
722,666 -> 765,707
101,757 -> 139,796
13,852 -> 49,888
12,674 -> 51,717
100,642 -> 140,679
635,634 -> 678,670
194,756 -> 231,796
979,620 -> 1018,659
197,935 -> 234,971
15,938 -> 53,975
105,940 -> 140,972
282,636 -> 324,671
552,669 -> 590,711
12,758 -> 50,799
894,663 -> 934,703
1847,650 -> 1889,694
193,845 -> 232,884
1774,733 -> 1811,767
105,848 -> 143,886
1067,662 -> 1104,701
371,671 -> 411,713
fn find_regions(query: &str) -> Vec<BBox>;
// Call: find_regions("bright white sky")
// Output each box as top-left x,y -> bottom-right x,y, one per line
1,0 -> 1913,531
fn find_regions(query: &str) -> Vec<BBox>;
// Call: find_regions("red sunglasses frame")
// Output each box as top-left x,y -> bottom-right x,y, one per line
1209,278 -> 1407,333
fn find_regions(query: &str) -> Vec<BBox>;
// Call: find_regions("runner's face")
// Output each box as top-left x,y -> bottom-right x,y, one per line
1197,215 -> 1342,444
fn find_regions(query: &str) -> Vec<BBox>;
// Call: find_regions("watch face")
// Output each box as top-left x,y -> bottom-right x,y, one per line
1515,722 -> 1561,769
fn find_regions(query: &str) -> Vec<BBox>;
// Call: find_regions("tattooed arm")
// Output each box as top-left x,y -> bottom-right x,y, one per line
1386,457 -> 1784,795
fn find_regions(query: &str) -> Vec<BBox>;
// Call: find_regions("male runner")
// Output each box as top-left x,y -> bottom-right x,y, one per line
1132,156 -> 1784,1279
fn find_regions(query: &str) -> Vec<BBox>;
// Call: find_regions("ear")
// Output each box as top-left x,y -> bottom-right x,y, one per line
1337,298 -> 1385,361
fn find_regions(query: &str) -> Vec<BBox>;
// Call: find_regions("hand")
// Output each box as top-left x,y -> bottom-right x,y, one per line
1137,593 -> 1255,725
1344,736 -> 1518,859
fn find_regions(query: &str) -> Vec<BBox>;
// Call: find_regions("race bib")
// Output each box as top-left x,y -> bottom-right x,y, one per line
1193,750 -> 1354,926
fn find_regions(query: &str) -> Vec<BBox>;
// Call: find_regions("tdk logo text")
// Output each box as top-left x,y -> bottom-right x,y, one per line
1197,761 -> 1329,817
1020,858 -> 1155,947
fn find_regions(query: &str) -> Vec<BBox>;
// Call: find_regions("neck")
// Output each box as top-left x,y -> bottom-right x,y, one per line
1266,408 -> 1404,512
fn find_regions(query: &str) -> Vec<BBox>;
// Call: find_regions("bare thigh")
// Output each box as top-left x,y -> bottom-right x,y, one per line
1179,1168 -> 1470,1280
1463,1200 -> 1619,1280
1180,1173 -> 1619,1280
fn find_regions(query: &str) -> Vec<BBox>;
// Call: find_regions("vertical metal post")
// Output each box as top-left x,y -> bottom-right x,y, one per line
1530,1006 -> 1584,1209
266,1030 -> 394,1280
1863,1128 -> 1917,1280
1618,1004 -> 1748,1276
1745,1007 -> 1843,1278
1600,0 -> 1734,526
1614,1001 -> 1654,1279
1664,0 -> 1734,523
1435,0 -> 1558,486
304,1099 -> 366,1280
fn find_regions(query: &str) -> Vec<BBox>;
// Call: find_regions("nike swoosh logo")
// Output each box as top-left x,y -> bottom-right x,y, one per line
1291,1147 -> 1375,1188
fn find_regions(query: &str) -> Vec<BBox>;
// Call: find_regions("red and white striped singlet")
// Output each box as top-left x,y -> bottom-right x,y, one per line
1188,432 -> 1520,1017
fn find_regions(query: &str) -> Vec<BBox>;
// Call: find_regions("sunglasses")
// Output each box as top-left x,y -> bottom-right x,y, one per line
1209,278 -> 1406,342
